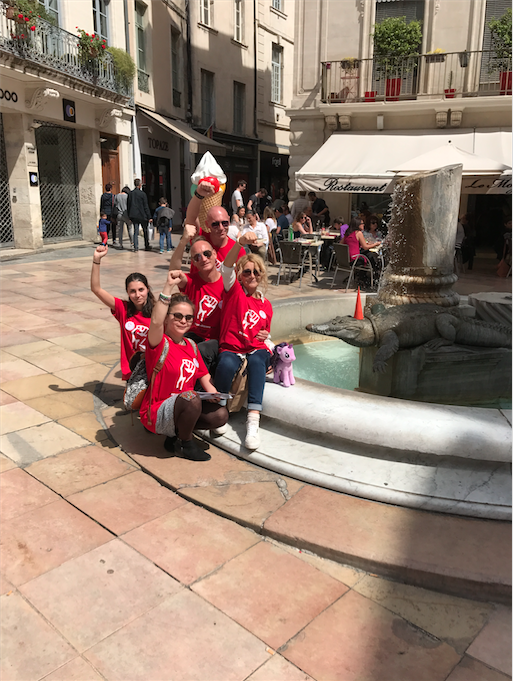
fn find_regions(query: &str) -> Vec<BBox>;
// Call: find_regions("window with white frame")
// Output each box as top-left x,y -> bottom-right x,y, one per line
92,0 -> 108,41
38,0 -> 58,24
271,0 -> 282,11
271,43 -> 283,103
201,69 -> 215,129
171,28 -> 181,106
135,2 -> 147,72
233,81 -> 245,134
200,0 -> 212,27
234,0 -> 243,42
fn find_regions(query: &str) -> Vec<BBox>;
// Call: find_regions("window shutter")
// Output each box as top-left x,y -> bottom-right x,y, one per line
375,0 -> 424,24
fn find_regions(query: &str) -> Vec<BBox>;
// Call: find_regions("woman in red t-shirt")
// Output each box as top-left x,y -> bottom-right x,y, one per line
214,232 -> 273,451
90,245 -> 155,380
141,273 -> 228,461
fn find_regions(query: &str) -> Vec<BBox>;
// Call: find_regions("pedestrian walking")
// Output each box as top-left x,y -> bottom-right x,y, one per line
231,179 -> 247,215
99,183 -> 116,244
114,186 -> 133,249
127,179 -> 152,252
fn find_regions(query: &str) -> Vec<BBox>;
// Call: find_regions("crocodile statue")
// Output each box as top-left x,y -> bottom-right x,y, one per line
306,303 -> 512,373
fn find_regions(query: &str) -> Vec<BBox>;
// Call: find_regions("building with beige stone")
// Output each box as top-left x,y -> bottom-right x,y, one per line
288,0 -> 511,242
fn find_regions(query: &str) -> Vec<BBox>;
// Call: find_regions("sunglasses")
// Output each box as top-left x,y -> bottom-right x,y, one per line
192,249 -> 213,262
210,220 -> 229,228
241,268 -> 261,277
169,312 -> 194,322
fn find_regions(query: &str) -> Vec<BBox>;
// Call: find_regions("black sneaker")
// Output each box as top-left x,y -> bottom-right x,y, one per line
177,439 -> 211,461
164,436 -> 177,453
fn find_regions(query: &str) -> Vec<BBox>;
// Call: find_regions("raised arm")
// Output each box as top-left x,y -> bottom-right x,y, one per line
169,223 -> 197,272
185,180 -> 216,228
90,246 -> 116,310
224,231 -> 256,269
147,270 -> 182,348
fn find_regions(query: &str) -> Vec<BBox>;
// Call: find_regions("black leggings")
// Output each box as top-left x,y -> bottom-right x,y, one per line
173,393 -> 227,441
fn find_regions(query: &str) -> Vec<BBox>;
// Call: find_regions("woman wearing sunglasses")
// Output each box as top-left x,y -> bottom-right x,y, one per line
214,232 -> 273,450
139,270 -> 228,461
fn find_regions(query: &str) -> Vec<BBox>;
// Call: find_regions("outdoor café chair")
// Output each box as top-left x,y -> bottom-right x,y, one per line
275,241 -> 308,288
330,243 -> 374,291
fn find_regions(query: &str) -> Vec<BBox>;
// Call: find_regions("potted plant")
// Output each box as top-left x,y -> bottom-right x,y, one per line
340,57 -> 360,71
488,8 -> 512,95
459,50 -> 469,68
372,16 -> 423,101
77,28 -> 107,63
444,71 -> 456,98
426,48 -> 446,63
3,0 -> 55,25
107,46 -> 135,92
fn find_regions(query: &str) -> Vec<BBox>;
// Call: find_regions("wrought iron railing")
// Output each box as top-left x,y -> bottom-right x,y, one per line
0,6 -> 132,99
137,69 -> 150,93
321,51 -> 512,103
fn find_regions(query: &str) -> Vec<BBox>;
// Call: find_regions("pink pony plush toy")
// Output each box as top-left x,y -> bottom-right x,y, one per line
272,343 -> 296,388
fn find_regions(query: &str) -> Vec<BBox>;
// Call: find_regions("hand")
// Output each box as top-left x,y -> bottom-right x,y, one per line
94,245 -> 108,259
255,329 -> 269,341
182,223 -> 198,242
197,180 -> 216,198
239,231 -> 257,246
166,270 -> 183,289
149,219 -> 153,224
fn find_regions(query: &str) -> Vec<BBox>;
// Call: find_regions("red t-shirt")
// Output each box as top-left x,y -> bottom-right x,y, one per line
191,234 -> 246,273
182,273 -> 224,341
111,298 -> 151,380
139,335 -> 208,433
219,280 -> 273,354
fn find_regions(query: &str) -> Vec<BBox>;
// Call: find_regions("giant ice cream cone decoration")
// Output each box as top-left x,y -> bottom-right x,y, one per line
190,152 -> 227,234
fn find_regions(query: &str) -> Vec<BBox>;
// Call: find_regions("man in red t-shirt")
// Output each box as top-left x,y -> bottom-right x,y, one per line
168,233 -> 224,372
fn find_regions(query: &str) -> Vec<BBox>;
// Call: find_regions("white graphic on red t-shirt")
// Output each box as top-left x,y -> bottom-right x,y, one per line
125,320 -> 148,351
242,310 -> 260,332
196,295 -> 218,322
176,359 -> 196,391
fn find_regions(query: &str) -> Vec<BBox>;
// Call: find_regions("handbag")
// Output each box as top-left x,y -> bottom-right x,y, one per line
228,356 -> 249,413
123,338 -> 169,413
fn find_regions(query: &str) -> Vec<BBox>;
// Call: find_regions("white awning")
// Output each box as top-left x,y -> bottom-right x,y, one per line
139,109 -> 226,156
295,129 -> 512,194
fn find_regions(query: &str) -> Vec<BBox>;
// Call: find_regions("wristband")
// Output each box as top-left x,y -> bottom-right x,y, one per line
93,261 -> 101,265
194,191 -> 205,200
159,292 -> 172,304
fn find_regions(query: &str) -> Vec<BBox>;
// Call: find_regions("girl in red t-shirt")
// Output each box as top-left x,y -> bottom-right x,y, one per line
90,245 -> 155,380
142,273 -> 228,461
215,232 -> 273,451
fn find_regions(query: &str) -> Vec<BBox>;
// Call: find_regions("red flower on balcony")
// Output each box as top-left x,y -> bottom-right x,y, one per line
30,25 -> 35,31
24,17 -> 29,21
18,14 -> 23,19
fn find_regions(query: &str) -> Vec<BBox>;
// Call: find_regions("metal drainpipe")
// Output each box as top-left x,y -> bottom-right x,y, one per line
123,0 -> 130,53
185,0 -> 193,125
253,0 -> 259,184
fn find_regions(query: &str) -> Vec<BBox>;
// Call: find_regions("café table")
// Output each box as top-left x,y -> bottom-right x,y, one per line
295,239 -> 323,283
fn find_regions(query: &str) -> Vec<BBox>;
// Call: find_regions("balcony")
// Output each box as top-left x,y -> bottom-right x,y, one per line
137,69 -> 150,94
0,6 -> 132,101
321,51 -> 512,104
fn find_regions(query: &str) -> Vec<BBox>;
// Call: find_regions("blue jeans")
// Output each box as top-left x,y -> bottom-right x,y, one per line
159,230 -> 173,251
132,221 -> 149,251
215,349 -> 270,411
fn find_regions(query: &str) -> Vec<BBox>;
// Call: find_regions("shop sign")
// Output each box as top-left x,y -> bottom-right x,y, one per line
63,99 -> 76,123
272,156 -> 282,167
148,137 -> 169,152
0,89 -> 18,102
29,171 -> 38,186
25,143 -> 37,167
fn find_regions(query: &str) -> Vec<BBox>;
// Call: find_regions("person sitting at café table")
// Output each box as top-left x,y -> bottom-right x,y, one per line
363,214 -> 383,243
241,210 -> 268,261
292,211 -> 313,239
343,217 -> 381,270
333,216 -> 349,239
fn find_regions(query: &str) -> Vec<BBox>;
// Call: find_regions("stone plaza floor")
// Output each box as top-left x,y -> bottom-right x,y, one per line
0,241 -> 511,681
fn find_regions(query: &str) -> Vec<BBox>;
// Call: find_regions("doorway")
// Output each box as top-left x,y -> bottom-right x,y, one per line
101,135 -> 120,194
141,154 -> 171,214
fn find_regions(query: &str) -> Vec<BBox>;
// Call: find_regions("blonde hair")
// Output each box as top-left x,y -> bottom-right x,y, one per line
236,253 -> 268,292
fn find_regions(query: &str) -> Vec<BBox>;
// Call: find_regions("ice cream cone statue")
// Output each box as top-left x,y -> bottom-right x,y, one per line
190,152 -> 227,233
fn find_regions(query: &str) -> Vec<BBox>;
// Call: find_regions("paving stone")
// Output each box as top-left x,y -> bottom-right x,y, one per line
263,486 -> 512,599
0,350 -> 17,362
0,374 -> 76,401
0,468 -> 59,521
0,592 -> 75,681
3,339 -> 58,358
0,358 -> 46,383
70,319 -> 121,343
0,422 -> 90,466
53,363 -> 110,389
0,330 -> 41,348
25,390 -> 95,420
193,541 -> 348,650
22,323 -> 82,340
123,502 -> 260,585
354,574 -> 494,654
281,590 -> 461,681
445,655 -> 511,681
41,657 -> 105,681
0,499 -> 112,586
68,471 -> 186,535
182,480 -> 291,530
26,445 -> 135,497
0,401 -> 51,435
85,590 -> 268,681
0,573 -> 14,595
0,309 -> 53,331
0,454 -> 17,473
0,390 -> 17,406
57,411 -> 110,443
13,346 -> 95,373
466,605 -> 512,676
20,539 -> 181,652
246,654 -> 314,681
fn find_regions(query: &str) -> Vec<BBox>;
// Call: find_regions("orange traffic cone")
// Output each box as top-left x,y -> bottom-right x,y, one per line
354,287 -> 364,320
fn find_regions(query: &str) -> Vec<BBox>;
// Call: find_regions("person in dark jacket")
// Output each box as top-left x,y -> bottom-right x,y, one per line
99,183 -> 116,243
127,179 -> 152,252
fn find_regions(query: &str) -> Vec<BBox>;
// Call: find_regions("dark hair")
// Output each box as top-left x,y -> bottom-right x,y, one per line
345,217 -> 365,236
238,179 -> 247,187
236,206 -> 246,217
365,214 -> 380,230
125,272 -> 155,318
308,191 -> 316,198
105,183 -> 112,192
159,197 -> 167,205
122,186 -> 131,194
246,209 -> 255,216
333,216 -> 345,225
134,179 -> 141,188
168,292 -> 194,314
259,188 -> 267,196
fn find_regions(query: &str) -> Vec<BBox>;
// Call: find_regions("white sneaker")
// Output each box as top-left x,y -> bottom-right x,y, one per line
210,423 -> 228,437
244,418 -> 260,450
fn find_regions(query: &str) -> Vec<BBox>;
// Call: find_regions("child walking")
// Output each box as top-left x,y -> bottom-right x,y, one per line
153,197 -> 175,254
98,213 -> 109,245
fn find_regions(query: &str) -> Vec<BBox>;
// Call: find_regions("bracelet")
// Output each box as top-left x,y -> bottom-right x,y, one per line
159,292 -> 172,303
93,261 -> 101,265
194,191 -> 205,200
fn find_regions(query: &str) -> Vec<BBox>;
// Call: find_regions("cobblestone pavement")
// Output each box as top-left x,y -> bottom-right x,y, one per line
1,243 -> 511,681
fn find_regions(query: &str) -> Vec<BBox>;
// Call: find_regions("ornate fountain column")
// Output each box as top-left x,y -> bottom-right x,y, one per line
377,164 -> 462,308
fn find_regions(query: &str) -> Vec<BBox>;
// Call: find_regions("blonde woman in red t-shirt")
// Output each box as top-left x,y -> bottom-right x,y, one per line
90,245 -> 155,380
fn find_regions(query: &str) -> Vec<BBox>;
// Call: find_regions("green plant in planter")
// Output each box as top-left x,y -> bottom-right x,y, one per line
340,57 -> 360,71
107,46 -> 136,91
488,8 -> 512,73
4,0 -> 56,25
372,16 -> 422,79
76,28 -> 107,64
